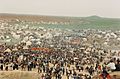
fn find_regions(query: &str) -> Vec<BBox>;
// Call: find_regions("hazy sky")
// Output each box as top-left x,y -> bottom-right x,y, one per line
0,0 -> 120,18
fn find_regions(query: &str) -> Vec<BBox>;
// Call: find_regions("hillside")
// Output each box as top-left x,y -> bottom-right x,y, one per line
0,13 -> 120,30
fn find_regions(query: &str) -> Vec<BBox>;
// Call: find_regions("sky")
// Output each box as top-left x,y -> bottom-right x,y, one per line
0,0 -> 120,18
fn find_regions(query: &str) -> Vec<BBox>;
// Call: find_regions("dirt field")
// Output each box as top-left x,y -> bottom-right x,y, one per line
0,71 -> 68,79
0,71 -> 40,79
0,70 -> 120,79
93,71 -> 120,79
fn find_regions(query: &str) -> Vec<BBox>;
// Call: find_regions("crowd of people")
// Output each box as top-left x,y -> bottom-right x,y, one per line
0,43 -> 120,79
0,19 -> 120,79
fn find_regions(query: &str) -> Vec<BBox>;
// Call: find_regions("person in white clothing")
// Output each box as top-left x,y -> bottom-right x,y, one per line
107,60 -> 116,72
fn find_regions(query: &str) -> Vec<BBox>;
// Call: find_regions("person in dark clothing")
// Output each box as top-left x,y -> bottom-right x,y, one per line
115,61 -> 120,71
13,63 -> 19,70
5,66 -> 8,71
62,67 -> 65,75
45,73 -> 51,79
5,64 -> 8,71
88,66 -> 94,76
0,64 -> 3,70
99,68 -> 111,79
43,66 -> 45,73
15,63 -> 19,70
38,65 -> 41,73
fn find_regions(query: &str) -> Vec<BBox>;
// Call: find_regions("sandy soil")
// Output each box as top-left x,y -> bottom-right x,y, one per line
93,71 -> 120,79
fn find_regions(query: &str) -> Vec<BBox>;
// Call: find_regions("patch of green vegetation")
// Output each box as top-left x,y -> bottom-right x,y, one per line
33,16 -> 120,30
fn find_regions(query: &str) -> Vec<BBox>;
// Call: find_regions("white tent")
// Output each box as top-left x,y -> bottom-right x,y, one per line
23,46 -> 29,50
80,47 -> 85,50
84,51 -> 90,54
117,38 -> 120,41
6,39 -> 11,42
111,32 -> 117,38
105,33 -> 111,38
26,41 -> 32,46
74,57 -> 79,60
12,47 -> 18,51
36,41 -> 41,45
6,36 -> 10,39
31,39 -> 35,41
4,48 -> 12,53
29,36 -> 34,39
19,55 -> 24,60
13,34 -> 20,39
21,40 -> 26,43
83,38 -> 87,42
23,36 -> 29,41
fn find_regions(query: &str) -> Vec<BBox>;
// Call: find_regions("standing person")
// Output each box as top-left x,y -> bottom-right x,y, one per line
0,64 -> 3,70
99,68 -> 111,79
37,62 -> 42,73
88,66 -> 94,76
21,63 -> 25,71
62,67 -> 65,75
115,61 -> 120,71
41,74 -> 45,79
107,60 -> 116,72
28,61 -> 31,71
5,63 -> 8,71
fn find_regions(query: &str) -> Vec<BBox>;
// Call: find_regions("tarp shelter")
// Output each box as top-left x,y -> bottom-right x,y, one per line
74,57 -> 79,60
26,41 -> 32,46
80,47 -> 85,50
12,47 -> 18,51
4,48 -> 12,53
23,46 -> 29,50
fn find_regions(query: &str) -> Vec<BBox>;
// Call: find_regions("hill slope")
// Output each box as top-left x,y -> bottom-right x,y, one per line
0,13 -> 120,30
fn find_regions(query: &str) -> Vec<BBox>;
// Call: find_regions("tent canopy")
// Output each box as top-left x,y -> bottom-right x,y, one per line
4,48 -> 12,53
12,47 -> 18,51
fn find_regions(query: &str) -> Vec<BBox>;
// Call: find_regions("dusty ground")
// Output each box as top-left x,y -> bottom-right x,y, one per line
0,71 -> 40,79
0,71 -> 120,79
0,71 -> 68,79
93,71 -> 120,79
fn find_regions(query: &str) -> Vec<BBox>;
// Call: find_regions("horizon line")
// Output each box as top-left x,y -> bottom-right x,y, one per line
0,12 -> 120,19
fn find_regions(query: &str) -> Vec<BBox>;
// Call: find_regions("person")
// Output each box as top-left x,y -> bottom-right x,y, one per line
61,67 -> 65,75
37,63 -> 42,73
88,66 -> 94,76
0,64 -> 3,70
99,69 -> 111,79
5,63 -> 8,71
115,61 -> 120,71
41,74 -> 45,79
28,61 -> 31,71
107,60 -> 116,72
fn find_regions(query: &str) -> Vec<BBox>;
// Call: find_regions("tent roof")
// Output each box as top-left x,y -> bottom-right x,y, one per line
4,48 -> 12,53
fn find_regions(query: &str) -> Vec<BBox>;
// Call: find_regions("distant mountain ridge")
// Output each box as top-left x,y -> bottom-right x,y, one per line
0,13 -> 120,29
